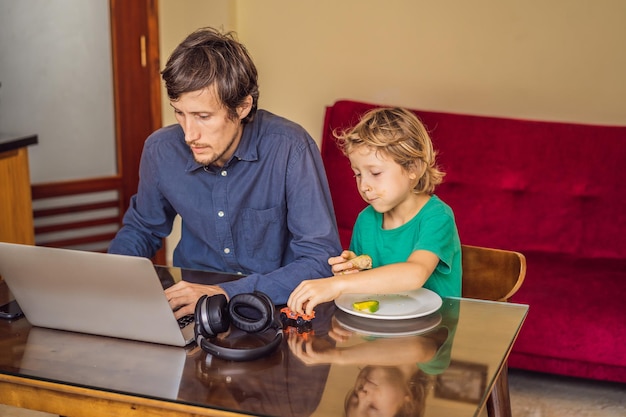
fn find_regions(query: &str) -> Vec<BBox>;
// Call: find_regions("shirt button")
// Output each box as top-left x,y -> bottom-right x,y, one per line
224,248 -> 230,254
217,211 -> 225,217
221,170 -> 227,176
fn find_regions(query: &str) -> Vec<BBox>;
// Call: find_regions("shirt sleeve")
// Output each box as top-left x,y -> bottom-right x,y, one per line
414,209 -> 458,275
220,138 -> 342,304
108,138 -> 176,258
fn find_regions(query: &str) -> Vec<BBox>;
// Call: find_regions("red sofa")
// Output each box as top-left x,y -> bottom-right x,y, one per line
320,99 -> 626,383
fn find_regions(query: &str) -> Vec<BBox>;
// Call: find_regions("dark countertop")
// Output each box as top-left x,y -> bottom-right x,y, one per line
0,133 -> 38,153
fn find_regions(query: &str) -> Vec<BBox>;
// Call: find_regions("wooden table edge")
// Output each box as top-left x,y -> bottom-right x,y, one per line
0,373 -> 247,417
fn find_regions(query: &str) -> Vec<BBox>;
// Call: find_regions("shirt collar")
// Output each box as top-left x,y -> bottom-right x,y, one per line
233,114 -> 260,162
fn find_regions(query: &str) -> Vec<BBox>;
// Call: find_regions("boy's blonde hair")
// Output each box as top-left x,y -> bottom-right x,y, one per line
334,107 -> 445,195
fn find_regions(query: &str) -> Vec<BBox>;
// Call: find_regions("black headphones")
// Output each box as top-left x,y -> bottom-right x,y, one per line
194,291 -> 283,361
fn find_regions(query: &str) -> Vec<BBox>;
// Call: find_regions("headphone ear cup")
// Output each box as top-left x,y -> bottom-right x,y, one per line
228,292 -> 275,333
207,293 -> 230,335
253,291 -> 274,310
194,294 -> 211,340
195,293 -> 229,339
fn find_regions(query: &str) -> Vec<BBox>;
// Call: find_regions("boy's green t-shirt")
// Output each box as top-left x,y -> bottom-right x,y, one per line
349,195 -> 462,298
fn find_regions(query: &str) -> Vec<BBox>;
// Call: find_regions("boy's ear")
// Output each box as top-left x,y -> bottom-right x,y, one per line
237,95 -> 253,120
408,161 -> 426,180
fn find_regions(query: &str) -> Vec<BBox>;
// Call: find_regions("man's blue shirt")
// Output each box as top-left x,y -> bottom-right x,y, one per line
108,110 -> 342,303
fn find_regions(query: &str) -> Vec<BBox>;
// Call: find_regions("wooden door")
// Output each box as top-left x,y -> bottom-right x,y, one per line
109,0 -> 166,263
110,0 -> 162,210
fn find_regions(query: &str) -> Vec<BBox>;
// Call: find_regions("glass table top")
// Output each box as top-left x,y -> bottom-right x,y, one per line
0,266 -> 528,417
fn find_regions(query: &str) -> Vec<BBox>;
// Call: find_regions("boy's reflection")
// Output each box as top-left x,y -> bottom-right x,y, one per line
348,365 -> 432,417
288,300 -> 459,417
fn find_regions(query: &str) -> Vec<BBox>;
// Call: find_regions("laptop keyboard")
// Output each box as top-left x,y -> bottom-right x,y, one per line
178,314 -> 194,329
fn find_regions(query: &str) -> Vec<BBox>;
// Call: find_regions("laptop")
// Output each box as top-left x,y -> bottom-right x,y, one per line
0,242 -> 195,347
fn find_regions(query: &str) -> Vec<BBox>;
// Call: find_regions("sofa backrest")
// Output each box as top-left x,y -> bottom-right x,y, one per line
321,99 -> 626,259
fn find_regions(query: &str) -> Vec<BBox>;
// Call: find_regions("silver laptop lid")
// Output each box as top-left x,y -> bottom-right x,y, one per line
0,242 -> 194,346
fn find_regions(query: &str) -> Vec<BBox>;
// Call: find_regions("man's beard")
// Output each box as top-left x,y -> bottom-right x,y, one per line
190,127 -> 241,167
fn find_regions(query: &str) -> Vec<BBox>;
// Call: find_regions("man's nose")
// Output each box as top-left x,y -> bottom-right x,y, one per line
183,119 -> 200,142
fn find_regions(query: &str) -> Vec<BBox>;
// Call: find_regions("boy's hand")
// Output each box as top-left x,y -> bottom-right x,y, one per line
329,250 -> 371,275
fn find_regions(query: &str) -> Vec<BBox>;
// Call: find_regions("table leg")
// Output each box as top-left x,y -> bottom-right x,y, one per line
486,362 -> 512,417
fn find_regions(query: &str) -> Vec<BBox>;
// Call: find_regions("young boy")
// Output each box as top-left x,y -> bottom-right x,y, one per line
288,107 -> 461,315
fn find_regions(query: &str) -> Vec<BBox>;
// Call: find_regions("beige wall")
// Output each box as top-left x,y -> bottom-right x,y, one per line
160,0 -> 626,143
236,0 -> 626,144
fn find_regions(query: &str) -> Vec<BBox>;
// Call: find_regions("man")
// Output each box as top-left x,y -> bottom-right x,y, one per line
108,27 -> 341,318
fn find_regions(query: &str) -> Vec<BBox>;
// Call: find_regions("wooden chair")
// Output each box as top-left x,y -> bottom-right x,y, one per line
461,244 -> 527,417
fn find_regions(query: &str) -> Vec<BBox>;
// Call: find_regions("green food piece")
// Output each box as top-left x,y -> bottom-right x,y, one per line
352,300 -> 380,313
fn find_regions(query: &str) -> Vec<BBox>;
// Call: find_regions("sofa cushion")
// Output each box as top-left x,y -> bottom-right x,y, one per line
510,252 -> 626,382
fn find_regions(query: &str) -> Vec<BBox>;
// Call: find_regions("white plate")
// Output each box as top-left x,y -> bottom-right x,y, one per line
334,288 -> 443,320
334,310 -> 442,337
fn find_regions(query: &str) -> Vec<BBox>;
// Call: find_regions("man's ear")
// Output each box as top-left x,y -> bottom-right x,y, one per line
237,95 -> 253,120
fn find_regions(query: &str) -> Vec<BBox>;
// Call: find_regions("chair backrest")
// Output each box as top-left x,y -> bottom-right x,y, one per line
461,244 -> 526,302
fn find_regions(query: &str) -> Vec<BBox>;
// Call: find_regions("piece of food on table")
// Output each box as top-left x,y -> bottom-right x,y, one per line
352,299 -> 380,313
350,254 -> 372,270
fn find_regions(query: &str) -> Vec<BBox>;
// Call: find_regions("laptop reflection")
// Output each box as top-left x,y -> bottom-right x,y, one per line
19,327 -> 187,399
